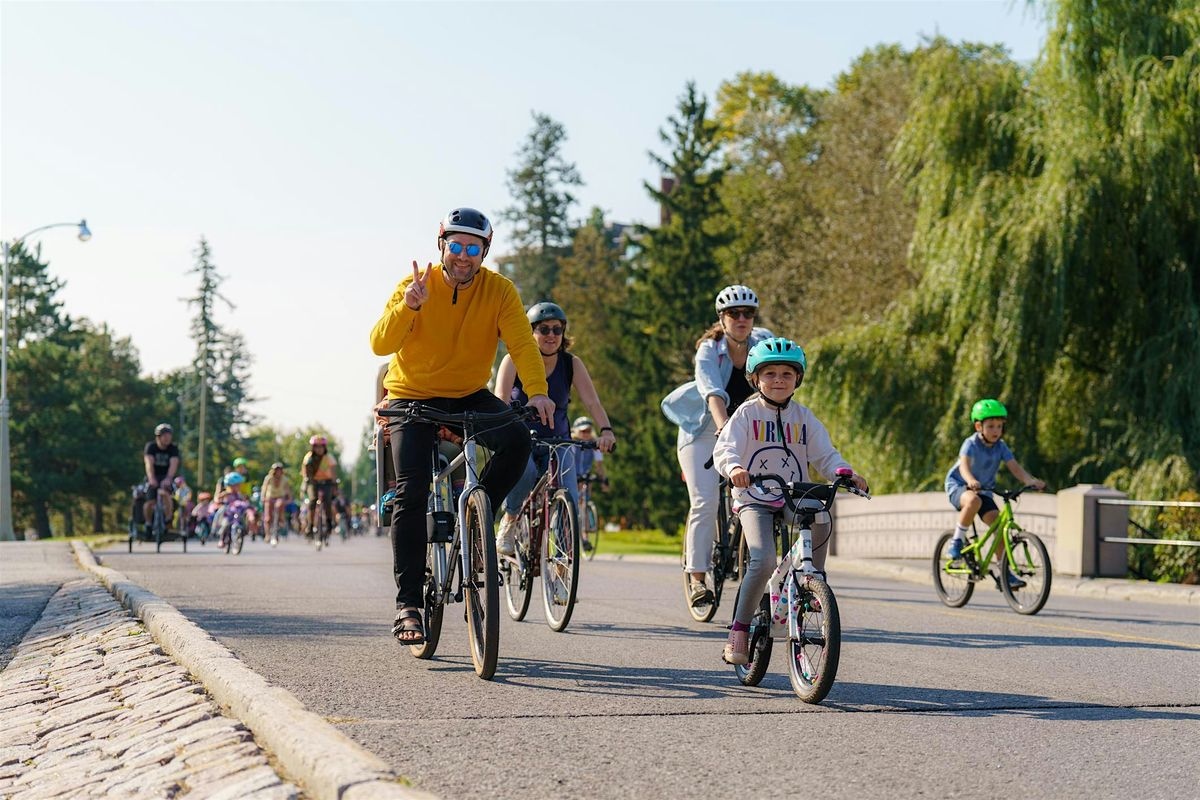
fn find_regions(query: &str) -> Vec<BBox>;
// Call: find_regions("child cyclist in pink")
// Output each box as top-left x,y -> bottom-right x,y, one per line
713,337 -> 869,665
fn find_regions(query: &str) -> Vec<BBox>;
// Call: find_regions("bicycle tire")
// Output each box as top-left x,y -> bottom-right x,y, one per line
734,590 -> 773,687
315,500 -> 329,551
410,542 -> 445,659
932,531 -> 974,607
682,551 -> 719,623
154,505 -> 165,553
222,520 -> 232,555
463,487 -> 500,679
503,515 -> 533,621
1001,533 -> 1052,615
128,521 -> 135,553
542,490 -> 580,632
788,576 -> 841,704
584,501 -> 599,560
233,524 -> 244,555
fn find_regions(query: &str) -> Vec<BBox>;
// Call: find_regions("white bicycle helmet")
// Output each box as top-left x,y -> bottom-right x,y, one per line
714,284 -> 759,313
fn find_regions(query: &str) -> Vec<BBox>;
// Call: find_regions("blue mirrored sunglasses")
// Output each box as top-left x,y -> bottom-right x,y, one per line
446,242 -> 482,257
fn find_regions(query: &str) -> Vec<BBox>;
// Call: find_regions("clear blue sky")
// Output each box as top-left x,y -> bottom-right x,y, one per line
2,1 -> 1046,464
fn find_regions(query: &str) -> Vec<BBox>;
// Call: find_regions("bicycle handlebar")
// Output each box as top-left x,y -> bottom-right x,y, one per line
531,435 -> 614,454
750,472 -> 871,514
377,401 -> 537,426
996,485 -> 1042,502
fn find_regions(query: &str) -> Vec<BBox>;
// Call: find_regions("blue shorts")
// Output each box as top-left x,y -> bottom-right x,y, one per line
947,485 -> 998,516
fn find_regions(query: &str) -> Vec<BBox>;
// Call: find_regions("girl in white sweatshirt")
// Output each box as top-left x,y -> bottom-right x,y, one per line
712,337 -> 869,665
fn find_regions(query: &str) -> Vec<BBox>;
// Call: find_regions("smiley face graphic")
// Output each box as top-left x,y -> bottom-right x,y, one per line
744,445 -> 802,504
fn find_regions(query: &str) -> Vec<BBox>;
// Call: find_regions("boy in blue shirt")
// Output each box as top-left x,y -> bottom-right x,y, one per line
945,399 -> 1045,567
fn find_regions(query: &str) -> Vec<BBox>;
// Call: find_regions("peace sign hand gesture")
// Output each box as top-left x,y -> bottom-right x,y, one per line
405,261 -> 434,310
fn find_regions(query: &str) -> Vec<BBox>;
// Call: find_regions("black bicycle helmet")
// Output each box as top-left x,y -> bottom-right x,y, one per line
438,207 -> 493,250
527,302 -> 567,325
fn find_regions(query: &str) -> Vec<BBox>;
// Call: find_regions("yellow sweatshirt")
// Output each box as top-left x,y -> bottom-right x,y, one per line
370,265 -> 549,400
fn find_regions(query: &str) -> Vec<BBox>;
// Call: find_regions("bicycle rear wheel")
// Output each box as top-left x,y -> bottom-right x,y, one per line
541,490 -> 580,632
463,487 -> 500,679
1002,533 -> 1052,615
410,542 -> 445,659
503,516 -> 533,621
788,575 -> 841,704
734,591 -> 773,687
583,501 -> 599,560
932,531 -> 974,607
315,502 -> 329,551
154,506 -> 165,553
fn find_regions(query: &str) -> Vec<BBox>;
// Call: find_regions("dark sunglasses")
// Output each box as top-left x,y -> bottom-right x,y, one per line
535,324 -> 564,336
446,241 -> 482,257
724,308 -> 756,320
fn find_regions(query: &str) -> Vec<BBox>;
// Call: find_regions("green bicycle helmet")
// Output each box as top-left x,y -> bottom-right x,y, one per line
746,337 -> 807,376
232,457 -> 249,468
970,398 -> 1008,422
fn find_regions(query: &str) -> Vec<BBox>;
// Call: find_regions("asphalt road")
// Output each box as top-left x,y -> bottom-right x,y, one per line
97,535 -> 1200,800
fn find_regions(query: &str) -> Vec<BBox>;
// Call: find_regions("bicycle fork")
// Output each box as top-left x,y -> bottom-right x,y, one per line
769,525 -> 817,638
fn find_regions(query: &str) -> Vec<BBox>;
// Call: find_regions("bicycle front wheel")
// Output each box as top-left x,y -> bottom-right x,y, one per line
583,501 -> 599,560
541,490 -> 580,632
503,516 -> 533,621
410,542 -> 445,660
789,576 -> 841,704
1002,533 -> 1052,615
463,487 -> 500,679
682,553 -> 719,623
932,531 -> 974,607
734,590 -> 773,687
232,526 -> 244,556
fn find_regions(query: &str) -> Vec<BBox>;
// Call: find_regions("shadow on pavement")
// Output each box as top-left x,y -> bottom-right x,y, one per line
826,682 -> 1200,721
843,626 -> 1197,653
565,620 -> 728,642
427,656 -> 795,700
171,607 -> 382,639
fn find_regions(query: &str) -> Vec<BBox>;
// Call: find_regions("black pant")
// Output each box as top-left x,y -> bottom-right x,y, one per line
388,389 -> 531,608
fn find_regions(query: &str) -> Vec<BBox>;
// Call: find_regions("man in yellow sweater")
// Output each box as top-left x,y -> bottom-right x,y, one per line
370,207 -> 553,645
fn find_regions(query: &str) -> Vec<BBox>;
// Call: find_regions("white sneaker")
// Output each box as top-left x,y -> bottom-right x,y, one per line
496,514 -> 517,557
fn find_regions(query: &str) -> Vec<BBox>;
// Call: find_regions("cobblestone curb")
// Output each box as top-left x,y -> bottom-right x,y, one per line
71,543 -> 436,800
0,578 -> 297,800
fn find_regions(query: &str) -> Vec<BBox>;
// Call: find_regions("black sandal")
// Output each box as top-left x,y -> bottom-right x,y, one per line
392,606 -> 425,645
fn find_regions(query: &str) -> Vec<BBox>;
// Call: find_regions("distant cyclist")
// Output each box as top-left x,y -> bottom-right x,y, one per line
142,423 -> 180,531
261,462 -> 293,546
369,206 -> 554,645
301,435 -> 338,537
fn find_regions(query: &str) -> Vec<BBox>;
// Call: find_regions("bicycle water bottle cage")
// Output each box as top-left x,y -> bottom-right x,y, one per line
426,511 -> 455,543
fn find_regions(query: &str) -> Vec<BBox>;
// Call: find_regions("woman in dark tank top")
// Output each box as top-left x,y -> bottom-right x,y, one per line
492,302 -> 617,560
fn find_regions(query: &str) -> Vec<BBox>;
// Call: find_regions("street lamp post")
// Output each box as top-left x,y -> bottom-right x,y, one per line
1,220 -> 91,541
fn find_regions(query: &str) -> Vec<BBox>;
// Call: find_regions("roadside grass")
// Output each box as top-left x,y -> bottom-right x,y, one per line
593,529 -> 680,558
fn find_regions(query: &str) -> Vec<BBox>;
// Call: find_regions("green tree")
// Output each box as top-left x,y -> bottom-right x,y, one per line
500,111 -> 584,303
2,241 -> 69,347
182,238 -> 257,485
807,2 -> 1200,499
607,83 -> 730,532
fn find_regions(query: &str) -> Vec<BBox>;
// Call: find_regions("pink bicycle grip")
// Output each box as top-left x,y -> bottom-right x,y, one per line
835,467 -> 853,477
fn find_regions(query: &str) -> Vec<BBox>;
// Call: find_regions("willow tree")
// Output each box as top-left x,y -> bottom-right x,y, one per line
806,0 -> 1200,497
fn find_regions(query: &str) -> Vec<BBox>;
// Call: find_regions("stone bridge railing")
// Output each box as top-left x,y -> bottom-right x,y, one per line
829,484 -> 1129,577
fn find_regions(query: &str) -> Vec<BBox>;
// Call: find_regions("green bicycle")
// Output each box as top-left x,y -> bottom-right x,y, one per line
932,485 -> 1052,615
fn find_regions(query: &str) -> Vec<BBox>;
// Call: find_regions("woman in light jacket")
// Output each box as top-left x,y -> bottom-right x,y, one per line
661,285 -> 773,609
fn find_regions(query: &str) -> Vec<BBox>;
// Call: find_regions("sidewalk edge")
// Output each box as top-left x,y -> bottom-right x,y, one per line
71,541 -> 436,800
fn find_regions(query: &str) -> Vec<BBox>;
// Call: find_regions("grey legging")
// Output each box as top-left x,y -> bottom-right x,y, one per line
733,503 -> 832,625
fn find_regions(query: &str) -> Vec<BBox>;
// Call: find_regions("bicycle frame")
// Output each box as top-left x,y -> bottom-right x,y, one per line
944,497 -> 1025,578
513,441 -> 574,577
429,434 -> 487,601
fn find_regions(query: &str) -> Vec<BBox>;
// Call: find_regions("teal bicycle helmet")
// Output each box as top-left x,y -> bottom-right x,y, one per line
747,337 -> 807,375
970,398 -> 1008,423
223,472 -> 246,487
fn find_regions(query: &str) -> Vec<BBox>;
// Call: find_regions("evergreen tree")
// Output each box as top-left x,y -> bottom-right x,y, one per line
500,111 -> 583,302
2,241 -> 69,347
607,83 -> 730,532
